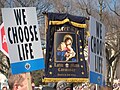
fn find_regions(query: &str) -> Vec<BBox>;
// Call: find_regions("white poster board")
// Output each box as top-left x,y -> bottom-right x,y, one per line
2,7 -> 44,74
89,16 -> 106,86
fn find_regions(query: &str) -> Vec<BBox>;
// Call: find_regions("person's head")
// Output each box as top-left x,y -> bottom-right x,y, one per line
56,81 -> 72,90
2,86 -> 7,90
65,38 -> 72,46
8,73 -> 27,90
63,34 -> 73,46
57,42 -> 67,51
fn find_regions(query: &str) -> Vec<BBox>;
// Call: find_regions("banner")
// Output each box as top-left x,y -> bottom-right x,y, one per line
43,13 -> 88,82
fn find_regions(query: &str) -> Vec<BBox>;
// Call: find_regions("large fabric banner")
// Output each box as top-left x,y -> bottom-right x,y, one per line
44,13 -> 88,82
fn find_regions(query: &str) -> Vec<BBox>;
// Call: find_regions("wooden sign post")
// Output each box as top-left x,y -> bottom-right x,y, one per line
26,72 -> 32,90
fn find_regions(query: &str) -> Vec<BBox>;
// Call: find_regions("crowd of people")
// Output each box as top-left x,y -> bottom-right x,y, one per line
6,73 -> 94,90
113,79 -> 120,90
5,73 -> 89,90
2,73 -> 116,90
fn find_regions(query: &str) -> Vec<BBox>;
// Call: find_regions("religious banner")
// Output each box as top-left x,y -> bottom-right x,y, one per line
43,13 -> 88,82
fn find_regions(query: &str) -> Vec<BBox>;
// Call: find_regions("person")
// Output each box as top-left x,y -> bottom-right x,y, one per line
2,86 -> 7,90
57,34 -> 76,61
56,81 -> 72,90
8,73 -> 28,90
64,43 -> 76,61
31,79 -> 35,90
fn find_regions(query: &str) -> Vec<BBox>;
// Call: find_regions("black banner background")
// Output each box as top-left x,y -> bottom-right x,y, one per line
45,13 -> 88,81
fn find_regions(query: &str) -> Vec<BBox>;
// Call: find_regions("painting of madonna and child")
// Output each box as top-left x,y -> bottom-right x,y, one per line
54,32 -> 78,62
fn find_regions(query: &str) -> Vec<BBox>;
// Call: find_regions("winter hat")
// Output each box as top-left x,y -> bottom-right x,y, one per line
56,81 -> 71,90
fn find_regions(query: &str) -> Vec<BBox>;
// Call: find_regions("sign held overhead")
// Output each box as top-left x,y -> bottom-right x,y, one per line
89,16 -> 106,86
2,7 -> 44,74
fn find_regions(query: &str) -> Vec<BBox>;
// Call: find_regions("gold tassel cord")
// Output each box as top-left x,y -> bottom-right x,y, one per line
70,21 -> 87,28
49,18 -> 70,25
49,18 -> 87,28
42,78 -> 88,83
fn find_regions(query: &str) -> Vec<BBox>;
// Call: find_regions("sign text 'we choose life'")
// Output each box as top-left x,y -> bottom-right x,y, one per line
2,7 -> 44,74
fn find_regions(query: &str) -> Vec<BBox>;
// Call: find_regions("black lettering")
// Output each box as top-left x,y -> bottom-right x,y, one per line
12,27 -> 18,43
100,24 -> 102,39
29,25 -> 34,41
33,25 -> 38,41
22,9 -> 27,24
96,21 -> 102,39
97,57 -> 100,72
24,26 -> 29,42
8,27 -> 13,44
22,44 -> 25,60
8,25 -> 38,44
97,39 -> 99,55
94,37 -> 96,54
18,26 -> 24,43
25,44 -> 29,59
100,41 -> 102,56
18,44 -> 23,60
18,43 -> 34,60
91,36 -> 94,52
96,21 -> 99,38
95,55 -> 97,72
95,55 -> 103,73
29,43 -> 34,59
14,9 -> 22,25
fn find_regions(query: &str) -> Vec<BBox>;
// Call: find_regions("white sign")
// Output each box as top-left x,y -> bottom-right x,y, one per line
89,16 -> 106,86
2,7 -> 44,74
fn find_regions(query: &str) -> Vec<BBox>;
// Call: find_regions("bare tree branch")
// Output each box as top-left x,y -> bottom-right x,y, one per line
106,0 -> 120,16
108,50 -> 120,65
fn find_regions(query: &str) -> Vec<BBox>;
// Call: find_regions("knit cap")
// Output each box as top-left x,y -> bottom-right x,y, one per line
56,81 -> 71,90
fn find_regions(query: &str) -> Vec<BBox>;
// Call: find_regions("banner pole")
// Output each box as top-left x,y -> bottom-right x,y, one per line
96,84 -> 100,90
26,72 -> 32,90
44,12 -> 48,39
43,12 -> 48,57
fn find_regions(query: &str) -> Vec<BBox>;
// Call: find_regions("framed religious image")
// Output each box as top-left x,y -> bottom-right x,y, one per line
54,32 -> 78,62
